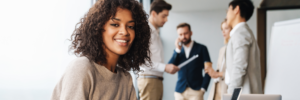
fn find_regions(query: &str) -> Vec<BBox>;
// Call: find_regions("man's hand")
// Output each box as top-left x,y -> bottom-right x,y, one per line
165,64 -> 180,74
204,62 -> 213,73
175,38 -> 182,50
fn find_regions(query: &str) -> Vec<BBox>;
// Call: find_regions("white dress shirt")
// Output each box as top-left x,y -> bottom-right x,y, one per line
139,22 -> 166,77
175,41 -> 206,91
225,22 -> 246,85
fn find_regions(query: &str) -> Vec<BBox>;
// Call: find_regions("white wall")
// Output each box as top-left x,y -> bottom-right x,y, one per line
160,10 -> 258,100
0,0 -> 91,100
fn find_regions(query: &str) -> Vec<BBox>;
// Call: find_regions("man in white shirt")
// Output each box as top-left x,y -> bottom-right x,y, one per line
138,0 -> 179,100
207,0 -> 262,94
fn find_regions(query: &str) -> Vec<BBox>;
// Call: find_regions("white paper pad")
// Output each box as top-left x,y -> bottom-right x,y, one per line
178,54 -> 198,68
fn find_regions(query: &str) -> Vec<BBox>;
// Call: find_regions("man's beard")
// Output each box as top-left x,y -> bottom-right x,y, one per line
182,38 -> 191,45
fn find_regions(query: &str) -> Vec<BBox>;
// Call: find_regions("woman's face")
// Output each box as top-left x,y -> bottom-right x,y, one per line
221,22 -> 231,41
102,7 -> 135,56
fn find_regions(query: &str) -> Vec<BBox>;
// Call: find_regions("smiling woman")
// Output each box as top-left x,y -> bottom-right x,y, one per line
51,0 -> 151,100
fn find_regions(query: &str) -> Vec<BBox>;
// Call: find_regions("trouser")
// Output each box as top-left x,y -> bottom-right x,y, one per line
174,87 -> 204,100
138,77 -> 163,100
213,82 -> 222,100
214,81 -> 228,100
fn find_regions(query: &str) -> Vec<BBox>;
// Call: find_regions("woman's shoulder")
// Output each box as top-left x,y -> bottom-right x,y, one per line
53,57 -> 94,99
66,57 -> 94,74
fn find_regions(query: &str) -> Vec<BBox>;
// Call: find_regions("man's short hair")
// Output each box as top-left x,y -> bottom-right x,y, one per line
229,0 -> 254,21
150,0 -> 172,14
177,23 -> 191,31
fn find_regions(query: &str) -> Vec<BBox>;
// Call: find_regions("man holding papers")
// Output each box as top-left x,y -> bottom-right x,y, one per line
168,23 -> 212,100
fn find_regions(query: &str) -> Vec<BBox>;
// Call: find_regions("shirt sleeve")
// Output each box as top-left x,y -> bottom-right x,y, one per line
227,34 -> 251,93
139,31 -> 166,72
200,45 -> 212,91
175,48 -> 181,53
202,46 -> 211,62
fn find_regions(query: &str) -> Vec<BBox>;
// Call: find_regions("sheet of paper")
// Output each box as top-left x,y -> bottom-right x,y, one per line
178,54 -> 198,69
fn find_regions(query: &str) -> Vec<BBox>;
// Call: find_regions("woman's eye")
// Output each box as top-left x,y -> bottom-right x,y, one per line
128,26 -> 135,29
110,24 -> 119,27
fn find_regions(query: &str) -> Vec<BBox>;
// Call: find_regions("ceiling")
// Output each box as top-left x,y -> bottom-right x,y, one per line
165,0 -> 263,12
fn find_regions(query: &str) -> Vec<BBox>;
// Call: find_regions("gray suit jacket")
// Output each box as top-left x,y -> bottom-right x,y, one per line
225,23 -> 263,94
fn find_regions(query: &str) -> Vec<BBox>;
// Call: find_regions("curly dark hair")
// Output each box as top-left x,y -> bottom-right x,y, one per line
70,0 -> 151,72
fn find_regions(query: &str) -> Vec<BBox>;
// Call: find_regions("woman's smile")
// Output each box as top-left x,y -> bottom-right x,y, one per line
114,38 -> 130,46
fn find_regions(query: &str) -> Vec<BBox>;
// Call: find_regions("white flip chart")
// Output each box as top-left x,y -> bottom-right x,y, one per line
265,18 -> 300,100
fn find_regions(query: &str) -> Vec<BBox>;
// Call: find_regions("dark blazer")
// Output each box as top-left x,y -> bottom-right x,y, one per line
168,41 -> 211,93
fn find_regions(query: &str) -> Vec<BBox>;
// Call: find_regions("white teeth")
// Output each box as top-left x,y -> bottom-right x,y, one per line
116,40 -> 127,43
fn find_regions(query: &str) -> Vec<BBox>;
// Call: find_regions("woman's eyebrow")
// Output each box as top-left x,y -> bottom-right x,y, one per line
111,18 -> 121,21
128,20 -> 135,23
111,18 -> 134,23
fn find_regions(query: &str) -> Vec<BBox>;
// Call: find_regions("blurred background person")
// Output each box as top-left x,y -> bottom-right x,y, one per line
138,0 -> 179,100
224,0 -> 262,94
51,0 -> 151,99
168,23 -> 211,100
207,0 -> 263,94
207,19 -> 232,100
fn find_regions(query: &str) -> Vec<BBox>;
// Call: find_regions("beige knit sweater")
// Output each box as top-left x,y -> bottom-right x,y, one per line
51,57 -> 137,100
